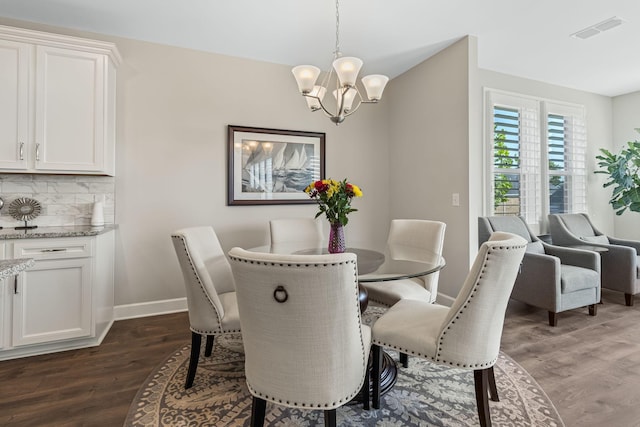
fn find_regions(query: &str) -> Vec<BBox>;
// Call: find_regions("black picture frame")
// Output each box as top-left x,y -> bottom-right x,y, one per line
227,125 -> 326,205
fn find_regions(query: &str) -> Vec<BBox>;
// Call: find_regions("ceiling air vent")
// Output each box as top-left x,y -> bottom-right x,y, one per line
571,16 -> 624,39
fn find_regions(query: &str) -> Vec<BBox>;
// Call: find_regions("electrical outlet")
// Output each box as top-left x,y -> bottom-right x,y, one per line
452,193 -> 460,207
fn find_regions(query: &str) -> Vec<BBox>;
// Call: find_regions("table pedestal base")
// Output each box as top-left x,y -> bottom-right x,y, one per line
349,350 -> 398,405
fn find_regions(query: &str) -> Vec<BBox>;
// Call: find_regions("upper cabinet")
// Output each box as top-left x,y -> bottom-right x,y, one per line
0,25 -> 121,176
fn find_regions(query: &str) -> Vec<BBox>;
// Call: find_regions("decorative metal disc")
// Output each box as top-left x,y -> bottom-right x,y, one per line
8,197 -> 42,222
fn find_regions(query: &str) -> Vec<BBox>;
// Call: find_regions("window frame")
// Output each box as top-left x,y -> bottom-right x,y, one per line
484,89 -> 587,234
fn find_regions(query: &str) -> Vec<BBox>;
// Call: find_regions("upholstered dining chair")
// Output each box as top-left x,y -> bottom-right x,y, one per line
269,217 -> 324,245
371,232 -> 527,427
479,216 -> 600,326
171,226 -> 241,389
228,248 -> 371,427
360,219 -> 446,308
360,219 -> 445,367
549,213 -> 640,306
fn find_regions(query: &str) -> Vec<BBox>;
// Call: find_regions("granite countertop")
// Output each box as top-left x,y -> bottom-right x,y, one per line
0,258 -> 35,279
0,225 -> 117,240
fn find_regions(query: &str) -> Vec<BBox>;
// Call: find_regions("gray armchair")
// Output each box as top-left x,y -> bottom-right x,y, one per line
479,216 -> 600,326
548,213 -> 640,306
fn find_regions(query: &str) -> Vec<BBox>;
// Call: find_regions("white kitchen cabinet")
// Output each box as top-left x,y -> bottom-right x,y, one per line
13,256 -> 92,346
0,25 -> 120,175
0,230 -> 115,360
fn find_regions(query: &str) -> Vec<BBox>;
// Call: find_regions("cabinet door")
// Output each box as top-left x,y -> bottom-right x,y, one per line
12,258 -> 92,346
0,39 -> 29,170
34,46 -> 106,173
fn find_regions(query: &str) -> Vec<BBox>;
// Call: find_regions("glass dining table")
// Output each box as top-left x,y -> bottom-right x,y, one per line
249,241 -> 446,401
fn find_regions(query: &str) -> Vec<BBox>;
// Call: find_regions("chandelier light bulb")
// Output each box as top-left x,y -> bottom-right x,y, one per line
332,57 -> 363,87
333,87 -> 357,113
361,74 -> 389,101
305,85 -> 327,111
292,65 -> 320,94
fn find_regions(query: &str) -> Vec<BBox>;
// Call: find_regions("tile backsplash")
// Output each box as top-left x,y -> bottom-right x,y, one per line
0,174 -> 115,228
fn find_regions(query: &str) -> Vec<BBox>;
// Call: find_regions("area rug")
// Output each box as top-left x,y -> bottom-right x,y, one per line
125,307 -> 564,426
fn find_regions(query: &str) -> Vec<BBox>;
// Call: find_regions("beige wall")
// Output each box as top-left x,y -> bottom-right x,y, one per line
387,37 -> 474,300
612,91 -> 640,239
0,18 -> 391,307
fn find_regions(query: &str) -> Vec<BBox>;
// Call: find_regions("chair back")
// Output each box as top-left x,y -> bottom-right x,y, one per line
548,213 -> 610,245
269,218 -> 324,245
478,216 -> 544,254
171,226 -> 235,332
388,219 -> 446,296
228,248 -> 369,409
438,232 -> 526,367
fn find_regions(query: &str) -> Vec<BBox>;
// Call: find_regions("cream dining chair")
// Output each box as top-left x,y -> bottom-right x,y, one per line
228,248 -> 371,427
171,226 -> 241,389
361,219 -> 446,307
360,219 -> 445,367
269,218 -> 324,245
371,232 -> 527,427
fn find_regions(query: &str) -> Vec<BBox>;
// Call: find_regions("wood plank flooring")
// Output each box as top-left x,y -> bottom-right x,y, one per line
0,289 -> 638,426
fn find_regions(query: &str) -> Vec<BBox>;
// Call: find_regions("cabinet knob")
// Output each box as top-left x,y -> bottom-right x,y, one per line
19,142 -> 24,160
40,248 -> 67,253
35,143 -> 40,161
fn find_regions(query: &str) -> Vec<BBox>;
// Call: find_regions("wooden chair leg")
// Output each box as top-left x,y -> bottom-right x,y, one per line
399,352 -> 409,368
204,335 -> 215,356
488,366 -> 499,402
250,396 -> 266,427
361,354 -> 370,410
324,409 -> 337,427
185,332 -> 202,389
625,293 -> 634,306
371,344 -> 382,409
588,304 -> 597,316
474,368 -> 492,427
548,311 -> 558,327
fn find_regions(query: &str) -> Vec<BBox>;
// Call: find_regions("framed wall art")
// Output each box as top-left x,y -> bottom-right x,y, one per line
227,125 -> 326,205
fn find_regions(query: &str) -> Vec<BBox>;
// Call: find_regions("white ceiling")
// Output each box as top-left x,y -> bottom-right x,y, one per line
1,0 -> 639,97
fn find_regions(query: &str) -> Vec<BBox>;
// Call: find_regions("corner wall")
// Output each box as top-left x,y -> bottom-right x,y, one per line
387,37 -> 474,300
612,91 -> 640,239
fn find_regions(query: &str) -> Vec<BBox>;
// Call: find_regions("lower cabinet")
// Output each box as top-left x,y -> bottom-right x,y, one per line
0,231 -> 114,360
13,257 -> 92,346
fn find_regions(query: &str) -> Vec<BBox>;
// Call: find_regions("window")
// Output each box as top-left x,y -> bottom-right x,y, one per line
486,90 -> 586,231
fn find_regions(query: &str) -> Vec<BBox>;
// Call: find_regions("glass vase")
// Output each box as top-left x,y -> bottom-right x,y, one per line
328,223 -> 346,254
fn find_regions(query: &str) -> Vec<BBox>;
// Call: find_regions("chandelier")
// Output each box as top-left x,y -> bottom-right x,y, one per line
291,0 -> 389,125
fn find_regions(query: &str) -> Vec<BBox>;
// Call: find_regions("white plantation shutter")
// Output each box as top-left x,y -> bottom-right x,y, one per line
519,103 -> 542,226
486,90 -> 587,231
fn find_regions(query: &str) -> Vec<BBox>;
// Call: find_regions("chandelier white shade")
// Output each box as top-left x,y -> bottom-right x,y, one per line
291,0 -> 388,125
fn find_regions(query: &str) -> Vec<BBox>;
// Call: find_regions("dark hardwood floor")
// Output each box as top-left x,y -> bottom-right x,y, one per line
0,312 -> 190,426
1,289 -> 639,426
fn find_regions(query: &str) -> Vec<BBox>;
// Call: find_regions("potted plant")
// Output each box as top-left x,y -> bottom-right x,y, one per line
595,129 -> 640,215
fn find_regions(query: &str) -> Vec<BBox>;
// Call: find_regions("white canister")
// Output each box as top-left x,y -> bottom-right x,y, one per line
91,196 -> 105,227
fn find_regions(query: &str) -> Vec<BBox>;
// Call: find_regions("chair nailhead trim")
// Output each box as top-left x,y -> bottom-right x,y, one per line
172,235 -> 224,333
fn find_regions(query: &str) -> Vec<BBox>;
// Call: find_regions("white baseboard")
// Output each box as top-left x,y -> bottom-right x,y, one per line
114,297 -> 187,320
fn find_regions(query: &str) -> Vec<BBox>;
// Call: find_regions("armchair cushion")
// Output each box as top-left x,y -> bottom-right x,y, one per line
581,235 -> 609,244
561,265 -> 600,293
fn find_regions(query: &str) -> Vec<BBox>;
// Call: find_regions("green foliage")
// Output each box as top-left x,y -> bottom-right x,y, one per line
595,133 -> 640,215
494,127 -> 513,208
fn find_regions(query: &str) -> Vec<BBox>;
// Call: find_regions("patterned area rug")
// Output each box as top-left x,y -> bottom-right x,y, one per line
125,307 -> 564,426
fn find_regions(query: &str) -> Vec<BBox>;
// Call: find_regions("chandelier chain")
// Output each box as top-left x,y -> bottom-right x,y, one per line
334,0 -> 340,57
